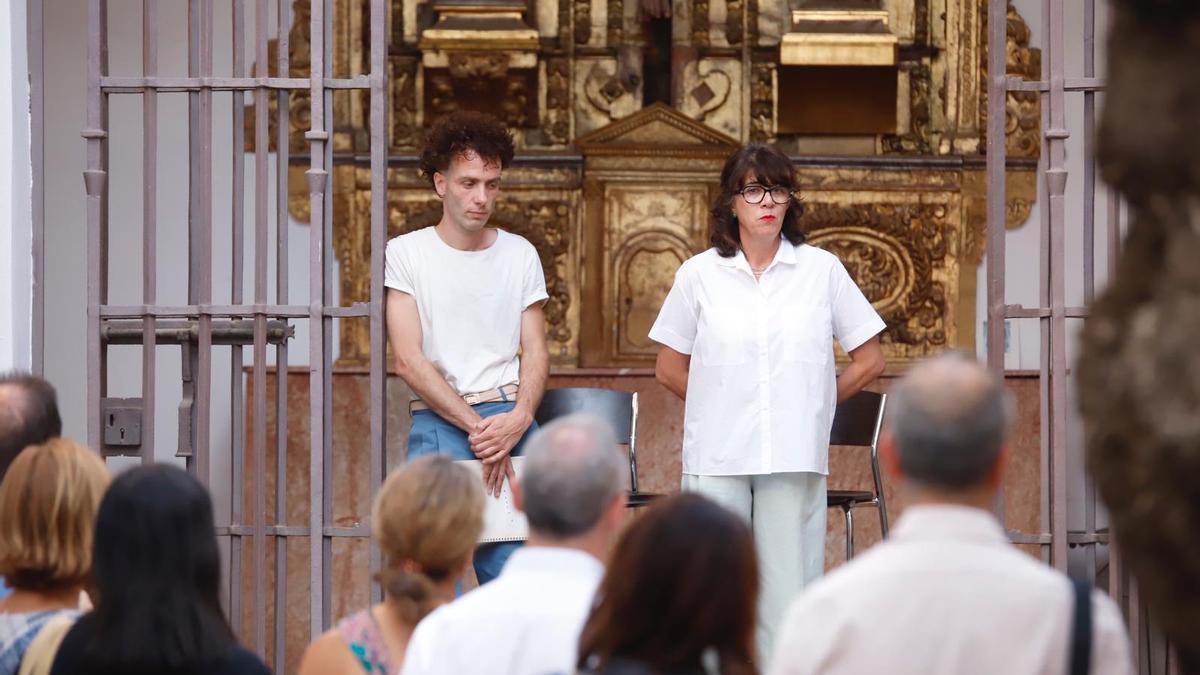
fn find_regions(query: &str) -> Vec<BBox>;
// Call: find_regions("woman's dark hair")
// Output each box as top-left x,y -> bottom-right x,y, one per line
710,143 -> 805,257
418,110 -> 515,187
577,493 -> 759,675
83,463 -> 236,674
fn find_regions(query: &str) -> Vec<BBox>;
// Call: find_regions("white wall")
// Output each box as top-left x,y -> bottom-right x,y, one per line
0,0 -> 32,372
42,0 -> 335,519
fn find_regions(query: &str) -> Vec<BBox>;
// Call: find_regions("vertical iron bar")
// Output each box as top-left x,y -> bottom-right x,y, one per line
985,0 -> 1008,528
1036,0 -> 1052,566
30,0 -> 44,375
1046,0 -> 1070,572
84,0 -> 107,450
307,0 -> 330,640
252,0 -> 270,655
1109,531 -> 1121,602
321,0 -> 335,629
141,0 -> 158,467
1081,0 -> 1098,586
368,0 -> 388,607
274,0 -> 292,669
228,0 -> 246,636
985,0 -> 1007,374
186,0 -> 215,483
196,0 -> 215,487
184,0 -> 200,472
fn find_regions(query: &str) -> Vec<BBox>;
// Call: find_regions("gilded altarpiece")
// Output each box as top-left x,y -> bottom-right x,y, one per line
248,0 -> 1042,368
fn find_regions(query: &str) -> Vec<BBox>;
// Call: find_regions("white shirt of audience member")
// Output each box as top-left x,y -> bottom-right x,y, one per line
400,547 -> 603,675
769,505 -> 1133,675
384,226 -> 548,397
649,241 -> 885,476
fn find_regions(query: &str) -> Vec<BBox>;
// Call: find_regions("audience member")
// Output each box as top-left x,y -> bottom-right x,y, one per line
401,414 -> 627,675
0,439 -> 110,675
298,456 -> 484,675
769,352 -> 1133,675
577,493 -> 758,675
48,464 -> 270,675
0,372 -> 63,601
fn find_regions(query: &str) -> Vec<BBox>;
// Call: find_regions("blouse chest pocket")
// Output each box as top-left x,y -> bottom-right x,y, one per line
695,306 -> 749,367
777,302 -> 833,364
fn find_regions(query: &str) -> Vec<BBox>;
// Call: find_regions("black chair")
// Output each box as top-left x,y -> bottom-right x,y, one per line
827,390 -> 889,560
534,387 -> 664,508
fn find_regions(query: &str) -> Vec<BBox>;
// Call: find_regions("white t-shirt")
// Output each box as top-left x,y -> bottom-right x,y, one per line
648,241 -> 885,476
384,227 -> 548,396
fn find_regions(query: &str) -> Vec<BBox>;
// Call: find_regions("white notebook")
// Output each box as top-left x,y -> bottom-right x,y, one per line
456,457 -> 529,543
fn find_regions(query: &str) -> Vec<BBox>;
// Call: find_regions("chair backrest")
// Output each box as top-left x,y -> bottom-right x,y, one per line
534,387 -> 635,444
829,390 -> 886,447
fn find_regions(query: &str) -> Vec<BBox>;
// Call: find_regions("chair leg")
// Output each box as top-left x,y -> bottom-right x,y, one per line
843,506 -> 854,561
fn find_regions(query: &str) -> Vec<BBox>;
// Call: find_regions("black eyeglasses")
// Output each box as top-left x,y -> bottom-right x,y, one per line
737,184 -> 794,205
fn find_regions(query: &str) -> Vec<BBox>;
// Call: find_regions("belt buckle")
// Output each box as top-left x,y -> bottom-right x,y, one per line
463,392 -> 481,406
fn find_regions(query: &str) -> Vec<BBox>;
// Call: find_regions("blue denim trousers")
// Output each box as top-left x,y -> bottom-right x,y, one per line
407,400 -> 538,585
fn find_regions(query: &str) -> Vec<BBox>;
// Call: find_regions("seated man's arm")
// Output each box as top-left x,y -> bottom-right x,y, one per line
386,289 -> 481,433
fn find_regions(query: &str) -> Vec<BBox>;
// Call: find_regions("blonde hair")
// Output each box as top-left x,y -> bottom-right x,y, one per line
0,438 -> 111,590
372,456 -> 484,623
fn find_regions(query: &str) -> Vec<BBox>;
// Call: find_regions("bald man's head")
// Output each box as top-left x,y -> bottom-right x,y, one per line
888,353 -> 1013,491
0,373 -> 62,480
520,413 -> 627,539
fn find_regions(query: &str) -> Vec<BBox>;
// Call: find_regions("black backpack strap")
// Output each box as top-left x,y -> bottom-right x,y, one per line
1069,578 -> 1093,675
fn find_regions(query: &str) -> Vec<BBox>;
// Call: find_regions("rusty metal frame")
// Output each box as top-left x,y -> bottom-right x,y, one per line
84,0 -> 389,662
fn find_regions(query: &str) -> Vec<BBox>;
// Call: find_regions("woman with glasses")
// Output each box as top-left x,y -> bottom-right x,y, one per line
649,143 -> 886,666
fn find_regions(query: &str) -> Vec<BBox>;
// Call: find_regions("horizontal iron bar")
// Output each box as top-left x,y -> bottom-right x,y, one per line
102,319 -> 293,345
216,525 -> 371,537
100,75 -> 370,92
1006,530 -> 1111,545
100,303 -> 369,319
1006,76 -> 1106,93
1003,305 -> 1090,319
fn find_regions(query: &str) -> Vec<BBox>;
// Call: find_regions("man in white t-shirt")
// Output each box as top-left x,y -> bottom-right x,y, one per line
769,353 -> 1133,675
384,111 -> 549,584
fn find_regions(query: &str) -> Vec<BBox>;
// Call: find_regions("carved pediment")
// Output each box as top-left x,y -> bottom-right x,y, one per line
575,103 -> 739,157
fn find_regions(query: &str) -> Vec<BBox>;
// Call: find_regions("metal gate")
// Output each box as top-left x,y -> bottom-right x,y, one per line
82,0 -> 390,670
986,1 -> 1175,671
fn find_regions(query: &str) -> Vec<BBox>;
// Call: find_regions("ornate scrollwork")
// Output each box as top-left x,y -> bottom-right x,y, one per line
979,1 -> 1042,159
425,55 -> 538,127
750,62 -> 775,143
693,0 -> 711,47
544,58 -> 572,146
882,62 -> 934,154
574,0 -> 592,44
607,0 -> 624,45
802,203 -> 952,352
390,57 -> 419,149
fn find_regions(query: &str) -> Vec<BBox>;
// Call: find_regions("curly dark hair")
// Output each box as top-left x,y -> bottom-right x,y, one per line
418,111 -> 515,188
710,144 -> 805,257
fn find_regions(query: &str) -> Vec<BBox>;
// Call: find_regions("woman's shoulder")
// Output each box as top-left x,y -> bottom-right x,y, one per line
676,248 -> 724,275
